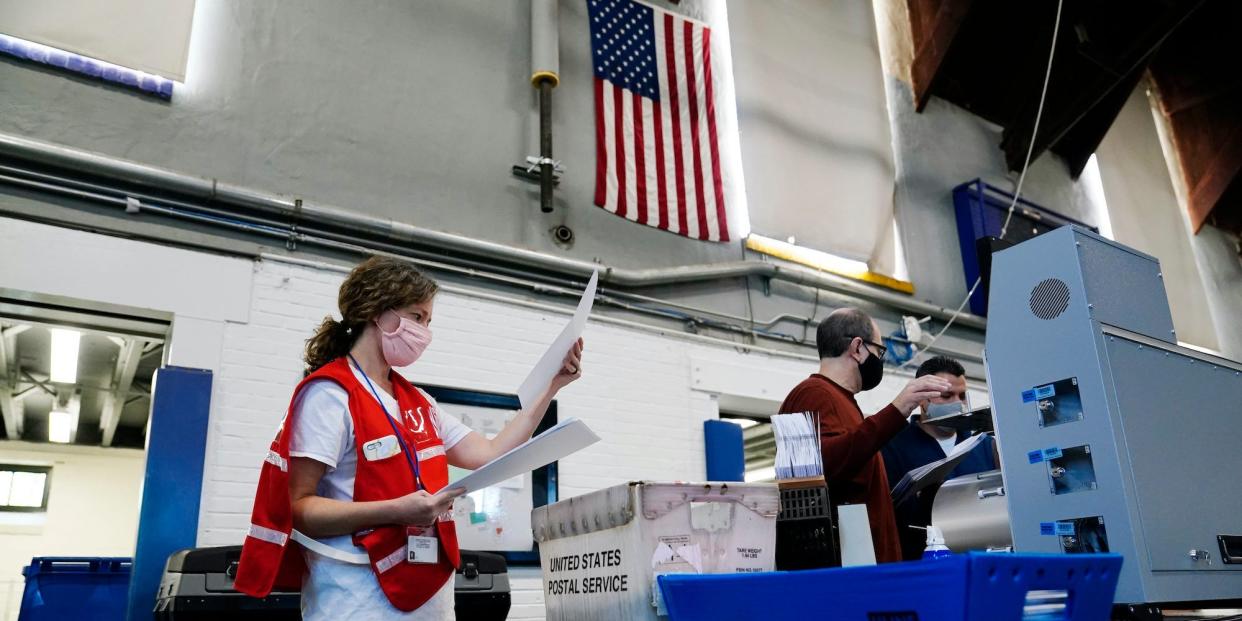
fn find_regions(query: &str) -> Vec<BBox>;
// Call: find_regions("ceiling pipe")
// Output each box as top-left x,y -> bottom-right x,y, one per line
531,0 -> 560,214
0,131 -> 986,330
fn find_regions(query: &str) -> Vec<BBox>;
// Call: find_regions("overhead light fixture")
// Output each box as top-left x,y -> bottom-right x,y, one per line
727,418 -> 761,430
49,328 -> 81,384
49,409 -> 75,444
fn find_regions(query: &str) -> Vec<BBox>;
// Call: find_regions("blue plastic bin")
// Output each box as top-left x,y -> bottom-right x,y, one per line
19,557 -> 132,621
658,553 -> 1122,621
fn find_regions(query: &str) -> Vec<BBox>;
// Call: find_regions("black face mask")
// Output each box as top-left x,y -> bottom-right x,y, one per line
857,346 -> 884,391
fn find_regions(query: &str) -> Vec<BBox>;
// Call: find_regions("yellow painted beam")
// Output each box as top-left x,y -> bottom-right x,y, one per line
745,235 -> 915,295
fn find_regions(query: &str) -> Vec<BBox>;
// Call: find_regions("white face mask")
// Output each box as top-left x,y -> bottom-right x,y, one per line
922,400 -> 965,421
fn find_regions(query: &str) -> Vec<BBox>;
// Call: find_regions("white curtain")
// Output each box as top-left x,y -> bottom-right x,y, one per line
0,0 -> 196,80
727,0 -> 897,271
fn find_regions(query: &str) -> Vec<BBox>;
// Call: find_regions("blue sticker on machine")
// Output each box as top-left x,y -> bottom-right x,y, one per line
1042,446 -> 1063,460
1028,450 -> 1044,464
1041,522 -> 1076,536
1022,390 -> 1037,403
1034,385 -> 1056,399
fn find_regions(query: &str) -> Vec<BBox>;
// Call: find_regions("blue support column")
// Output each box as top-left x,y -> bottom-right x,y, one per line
126,367 -> 213,621
703,420 -> 744,482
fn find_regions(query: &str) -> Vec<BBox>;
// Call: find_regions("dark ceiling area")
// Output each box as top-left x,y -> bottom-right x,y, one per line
907,0 -> 1241,238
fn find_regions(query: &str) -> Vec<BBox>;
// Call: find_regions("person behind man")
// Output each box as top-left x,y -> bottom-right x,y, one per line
881,355 -> 997,560
778,308 -> 951,564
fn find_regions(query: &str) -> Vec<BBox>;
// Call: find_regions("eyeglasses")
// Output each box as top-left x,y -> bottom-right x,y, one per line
860,338 -> 887,360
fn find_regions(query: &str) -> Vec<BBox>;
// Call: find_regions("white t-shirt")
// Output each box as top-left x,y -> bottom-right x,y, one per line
934,434 -> 958,456
289,363 -> 473,621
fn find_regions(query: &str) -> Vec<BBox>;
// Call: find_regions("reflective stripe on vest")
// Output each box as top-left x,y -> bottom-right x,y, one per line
248,523 -> 289,547
416,445 -> 445,462
290,529 -> 370,565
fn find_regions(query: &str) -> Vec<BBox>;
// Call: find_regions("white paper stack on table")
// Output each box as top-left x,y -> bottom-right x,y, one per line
438,272 -> 601,496
890,432 -> 988,506
771,411 -> 822,480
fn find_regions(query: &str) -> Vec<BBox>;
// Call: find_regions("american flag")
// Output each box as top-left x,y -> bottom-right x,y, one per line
588,0 -> 730,242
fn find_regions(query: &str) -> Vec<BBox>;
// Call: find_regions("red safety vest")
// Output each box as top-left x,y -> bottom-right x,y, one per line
235,357 -> 461,612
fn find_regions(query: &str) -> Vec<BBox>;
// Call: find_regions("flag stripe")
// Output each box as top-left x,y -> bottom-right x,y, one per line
632,92 -> 648,224
690,23 -> 719,241
594,78 -> 606,208
684,20 -> 708,240
653,100 -> 669,230
664,13 -> 689,236
613,83 -> 627,218
673,21 -> 698,238
642,97 -> 659,226
702,27 -> 729,241
601,81 -> 618,211
653,15 -> 674,232
622,85 -> 638,220
693,25 -> 720,241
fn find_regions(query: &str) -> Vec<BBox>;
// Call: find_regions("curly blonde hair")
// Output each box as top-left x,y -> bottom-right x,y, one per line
304,256 -> 439,373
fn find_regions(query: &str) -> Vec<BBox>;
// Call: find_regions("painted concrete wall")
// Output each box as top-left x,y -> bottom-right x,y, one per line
0,0 -> 999,390
1186,227 -> 1242,358
1146,104 -> 1242,358
0,442 -> 146,620
0,0 -> 1232,338
1095,86 -> 1219,351
0,0 -> 746,270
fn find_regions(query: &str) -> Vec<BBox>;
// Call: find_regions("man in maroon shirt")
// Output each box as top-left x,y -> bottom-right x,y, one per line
779,308 -> 950,563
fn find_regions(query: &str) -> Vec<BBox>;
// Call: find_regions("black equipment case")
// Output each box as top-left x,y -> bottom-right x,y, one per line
154,545 -> 511,620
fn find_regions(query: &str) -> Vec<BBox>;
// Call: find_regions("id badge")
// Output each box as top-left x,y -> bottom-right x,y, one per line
406,525 -> 439,564
362,435 -> 401,462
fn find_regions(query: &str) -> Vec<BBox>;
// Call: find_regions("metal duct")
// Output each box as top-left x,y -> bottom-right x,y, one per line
0,131 -> 985,330
531,0 -> 559,85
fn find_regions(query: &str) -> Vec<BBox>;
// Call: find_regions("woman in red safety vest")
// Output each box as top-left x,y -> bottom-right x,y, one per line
235,256 -> 584,620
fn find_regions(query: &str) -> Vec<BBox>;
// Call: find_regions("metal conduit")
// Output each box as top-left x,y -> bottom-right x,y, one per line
0,165 -> 985,364
0,131 -> 986,330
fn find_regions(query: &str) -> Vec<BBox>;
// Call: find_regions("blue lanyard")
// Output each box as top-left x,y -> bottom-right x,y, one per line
348,355 -> 423,490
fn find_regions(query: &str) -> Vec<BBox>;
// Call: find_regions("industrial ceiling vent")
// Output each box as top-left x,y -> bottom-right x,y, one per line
1029,278 -> 1070,320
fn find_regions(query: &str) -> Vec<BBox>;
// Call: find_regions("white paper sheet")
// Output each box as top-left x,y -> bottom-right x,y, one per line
436,417 -> 600,495
516,271 -> 598,410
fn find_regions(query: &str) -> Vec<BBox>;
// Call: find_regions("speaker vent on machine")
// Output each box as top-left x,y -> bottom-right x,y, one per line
1029,278 -> 1070,320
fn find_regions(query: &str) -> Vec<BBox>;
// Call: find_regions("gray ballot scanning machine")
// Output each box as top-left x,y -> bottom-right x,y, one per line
980,225 -> 1242,605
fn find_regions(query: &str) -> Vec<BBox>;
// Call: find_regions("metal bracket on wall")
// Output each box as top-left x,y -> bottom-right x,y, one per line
287,198 -> 303,251
512,156 -> 563,186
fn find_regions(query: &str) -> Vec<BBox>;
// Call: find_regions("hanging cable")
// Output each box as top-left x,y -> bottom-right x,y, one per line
903,0 -> 1065,369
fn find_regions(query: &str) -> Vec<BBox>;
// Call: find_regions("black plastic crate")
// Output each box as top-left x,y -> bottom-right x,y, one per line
775,484 -> 841,570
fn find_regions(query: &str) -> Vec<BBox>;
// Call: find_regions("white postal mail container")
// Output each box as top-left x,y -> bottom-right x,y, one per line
531,481 -> 779,620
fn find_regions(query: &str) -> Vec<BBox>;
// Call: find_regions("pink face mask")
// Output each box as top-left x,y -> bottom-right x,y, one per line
375,310 -> 432,367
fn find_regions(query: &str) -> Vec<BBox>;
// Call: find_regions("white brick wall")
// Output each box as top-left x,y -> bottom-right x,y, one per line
197,256 -> 822,619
